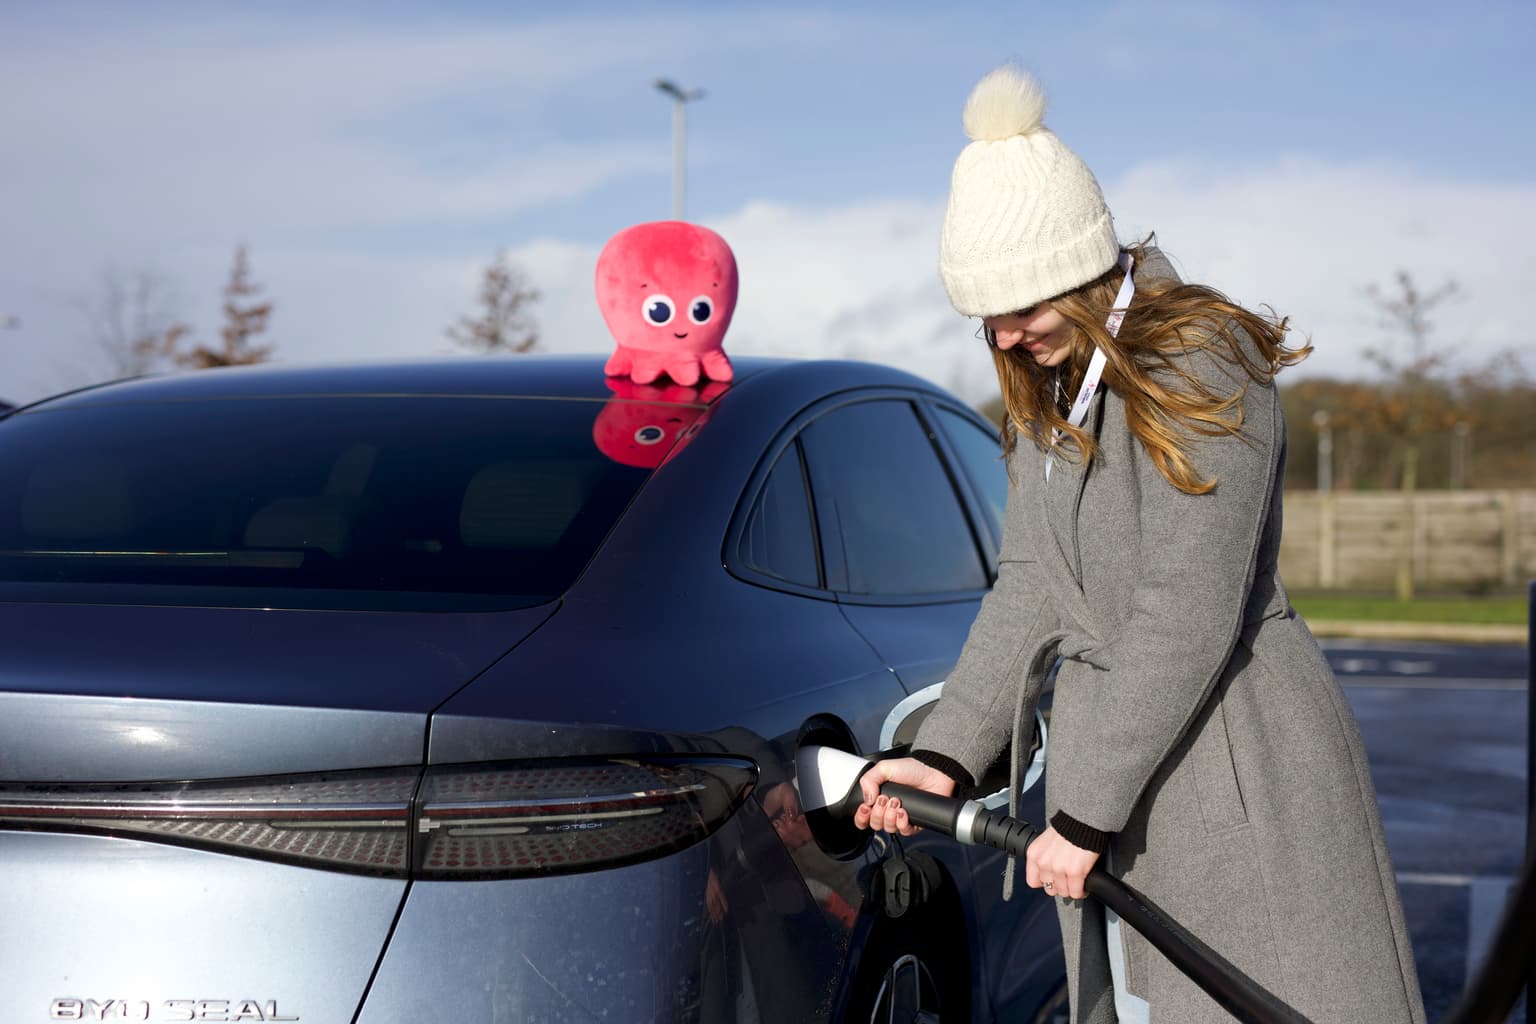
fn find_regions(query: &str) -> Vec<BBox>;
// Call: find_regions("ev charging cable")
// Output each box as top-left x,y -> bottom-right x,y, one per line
796,744 -> 1314,1024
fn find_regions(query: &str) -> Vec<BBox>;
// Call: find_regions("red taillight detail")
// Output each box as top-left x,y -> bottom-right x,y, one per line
415,757 -> 757,879
0,756 -> 757,879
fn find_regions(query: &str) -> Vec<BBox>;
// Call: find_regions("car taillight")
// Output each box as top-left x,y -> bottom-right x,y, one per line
0,770 -> 419,874
0,756 -> 756,879
415,757 -> 757,879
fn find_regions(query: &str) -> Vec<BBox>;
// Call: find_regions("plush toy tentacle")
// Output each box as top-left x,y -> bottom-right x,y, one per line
699,349 -> 735,382
604,347 -> 634,378
665,355 -> 702,387
628,350 -> 668,385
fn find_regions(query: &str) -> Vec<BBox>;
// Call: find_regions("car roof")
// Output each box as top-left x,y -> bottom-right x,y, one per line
17,353 -> 953,411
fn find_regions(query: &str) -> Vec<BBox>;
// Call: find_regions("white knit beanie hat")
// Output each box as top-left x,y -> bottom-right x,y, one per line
939,66 -> 1119,317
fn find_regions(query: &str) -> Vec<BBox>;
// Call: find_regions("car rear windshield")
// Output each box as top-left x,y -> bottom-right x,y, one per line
0,393 -> 692,611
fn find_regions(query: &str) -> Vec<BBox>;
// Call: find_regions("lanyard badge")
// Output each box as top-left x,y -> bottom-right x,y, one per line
1046,252 -> 1136,482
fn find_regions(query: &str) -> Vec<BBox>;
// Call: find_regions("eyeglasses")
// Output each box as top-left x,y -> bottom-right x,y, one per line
973,302 -> 1048,347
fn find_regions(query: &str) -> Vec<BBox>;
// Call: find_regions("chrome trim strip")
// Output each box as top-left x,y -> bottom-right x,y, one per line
0,800 -> 409,821
954,799 -> 980,844
879,682 -> 946,751
978,710 -> 1048,809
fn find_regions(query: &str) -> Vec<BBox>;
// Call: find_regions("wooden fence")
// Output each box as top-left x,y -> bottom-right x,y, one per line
1279,490 -> 1536,591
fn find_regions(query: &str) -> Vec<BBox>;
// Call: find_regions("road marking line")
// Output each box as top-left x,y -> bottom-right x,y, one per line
1397,872 -> 1512,888
1466,877 -> 1514,985
1395,872 -> 1517,989
1339,676 -> 1526,691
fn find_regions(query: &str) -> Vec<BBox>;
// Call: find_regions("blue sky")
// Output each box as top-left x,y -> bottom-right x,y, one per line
2,1 -> 1533,405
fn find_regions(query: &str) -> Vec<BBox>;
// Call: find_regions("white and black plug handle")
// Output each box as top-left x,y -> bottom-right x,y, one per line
795,745 -> 1315,1024
795,744 -> 1038,855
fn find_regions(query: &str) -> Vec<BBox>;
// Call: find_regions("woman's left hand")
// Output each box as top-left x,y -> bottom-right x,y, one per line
1025,826 -> 1100,900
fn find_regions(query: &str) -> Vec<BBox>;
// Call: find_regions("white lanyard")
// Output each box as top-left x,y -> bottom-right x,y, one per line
1046,252 -> 1136,482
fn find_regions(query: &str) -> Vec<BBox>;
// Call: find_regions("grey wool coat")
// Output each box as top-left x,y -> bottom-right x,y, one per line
912,253 -> 1427,1024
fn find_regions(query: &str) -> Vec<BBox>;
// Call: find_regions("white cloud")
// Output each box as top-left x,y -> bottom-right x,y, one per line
4,153 -> 1530,411
1108,157 -> 1533,379
499,157 -> 1535,407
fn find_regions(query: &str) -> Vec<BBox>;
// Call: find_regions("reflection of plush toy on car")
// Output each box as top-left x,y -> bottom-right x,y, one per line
590,377 -> 727,468
595,220 -> 738,386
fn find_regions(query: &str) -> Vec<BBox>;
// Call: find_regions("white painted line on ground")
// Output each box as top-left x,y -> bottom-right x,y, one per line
1397,872 -> 1511,888
1320,639 -> 1511,654
1395,872 -> 1518,989
1338,676 -> 1527,690
1466,877 -> 1515,985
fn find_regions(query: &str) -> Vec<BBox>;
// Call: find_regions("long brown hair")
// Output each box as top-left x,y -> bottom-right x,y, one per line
991,241 -> 1311,494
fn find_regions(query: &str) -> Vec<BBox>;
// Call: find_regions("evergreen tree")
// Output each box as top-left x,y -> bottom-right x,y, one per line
447,251 -> 539,354
138,246 -> 275,369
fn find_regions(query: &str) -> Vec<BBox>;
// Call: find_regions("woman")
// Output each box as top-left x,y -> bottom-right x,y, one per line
855,66 -> 1425,1024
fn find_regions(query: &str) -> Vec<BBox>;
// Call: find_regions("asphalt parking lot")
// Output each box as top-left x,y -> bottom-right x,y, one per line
1327,639 -> 1530,1023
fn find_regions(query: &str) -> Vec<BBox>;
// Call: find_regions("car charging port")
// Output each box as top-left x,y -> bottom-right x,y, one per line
795,715 -> 870,859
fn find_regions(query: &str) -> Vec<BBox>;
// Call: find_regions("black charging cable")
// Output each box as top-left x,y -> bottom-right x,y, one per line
879,781 -> 1316,1024
879,780 -> 1536,1024
802,739 -> 1532,1024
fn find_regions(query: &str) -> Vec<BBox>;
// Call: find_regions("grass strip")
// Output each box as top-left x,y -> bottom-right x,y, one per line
1290,595 -> 1530,626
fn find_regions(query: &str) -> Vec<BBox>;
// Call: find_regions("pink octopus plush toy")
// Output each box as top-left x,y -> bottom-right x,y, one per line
595,221 -> 738,385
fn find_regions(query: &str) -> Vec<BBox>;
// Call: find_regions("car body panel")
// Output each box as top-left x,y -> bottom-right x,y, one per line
432,581 -> 901,755
837,597 -> 992,697
0,600 -> 553,710
358,813 -> 847,1024
0,830 -> 403,1023
0,602 -> 554,780
0,690 -> 422,782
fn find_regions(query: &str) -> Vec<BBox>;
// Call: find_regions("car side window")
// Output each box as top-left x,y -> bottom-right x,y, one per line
799,400 -> 986,596
739,440 -> 820,588
933,406 -> 1008,544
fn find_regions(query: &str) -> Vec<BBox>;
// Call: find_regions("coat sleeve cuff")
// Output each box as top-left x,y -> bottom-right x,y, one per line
910,749 -> 976,799
1050,810 -> 1110,854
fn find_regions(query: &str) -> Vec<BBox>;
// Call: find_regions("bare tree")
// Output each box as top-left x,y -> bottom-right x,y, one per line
74,267 -> 187,378
1362,271 -> 1462,598
140,246 -> 275,369
447,251 -> 540,354
1362,271 -> 1463,492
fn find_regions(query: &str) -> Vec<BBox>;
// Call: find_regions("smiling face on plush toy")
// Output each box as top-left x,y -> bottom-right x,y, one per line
595,221 -> 738,385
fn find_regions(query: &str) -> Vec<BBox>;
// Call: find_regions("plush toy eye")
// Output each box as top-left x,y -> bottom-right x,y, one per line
634,425 -> 666,445
642,294 -> 675,326
688,296 -> 714,325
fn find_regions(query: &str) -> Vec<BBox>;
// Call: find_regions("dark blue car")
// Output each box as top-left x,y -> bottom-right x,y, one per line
0,355 -> 1064,1023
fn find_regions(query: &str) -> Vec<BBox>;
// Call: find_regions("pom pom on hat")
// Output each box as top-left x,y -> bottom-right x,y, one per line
962,65 -> 1046,142
939,67 -> 1119,318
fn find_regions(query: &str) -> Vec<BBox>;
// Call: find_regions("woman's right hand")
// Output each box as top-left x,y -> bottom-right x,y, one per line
853,756 -> 957,837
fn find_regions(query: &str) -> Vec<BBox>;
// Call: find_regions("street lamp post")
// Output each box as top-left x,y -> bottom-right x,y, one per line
1451,420 -> 1472,489
1312,409 -> 1333,493
654,79 -> 704,221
